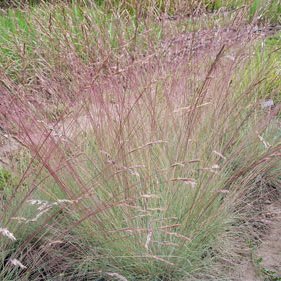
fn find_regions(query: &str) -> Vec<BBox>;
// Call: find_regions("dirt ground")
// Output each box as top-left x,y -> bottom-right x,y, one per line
237,200 -> 281,281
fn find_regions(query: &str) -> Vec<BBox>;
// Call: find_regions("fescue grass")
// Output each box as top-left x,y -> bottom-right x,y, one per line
0,0 -> 281,280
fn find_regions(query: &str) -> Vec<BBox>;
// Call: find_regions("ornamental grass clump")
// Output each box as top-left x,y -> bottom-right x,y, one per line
0,1 -> 280,280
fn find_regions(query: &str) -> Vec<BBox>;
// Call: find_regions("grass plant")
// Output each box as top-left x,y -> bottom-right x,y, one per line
0,0 -> 280,280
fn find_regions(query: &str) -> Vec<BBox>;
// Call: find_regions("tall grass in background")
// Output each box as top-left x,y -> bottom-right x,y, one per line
0,0 -> 281,280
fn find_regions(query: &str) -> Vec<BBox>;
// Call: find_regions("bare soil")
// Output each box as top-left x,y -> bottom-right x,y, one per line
237,200 -> 281,281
